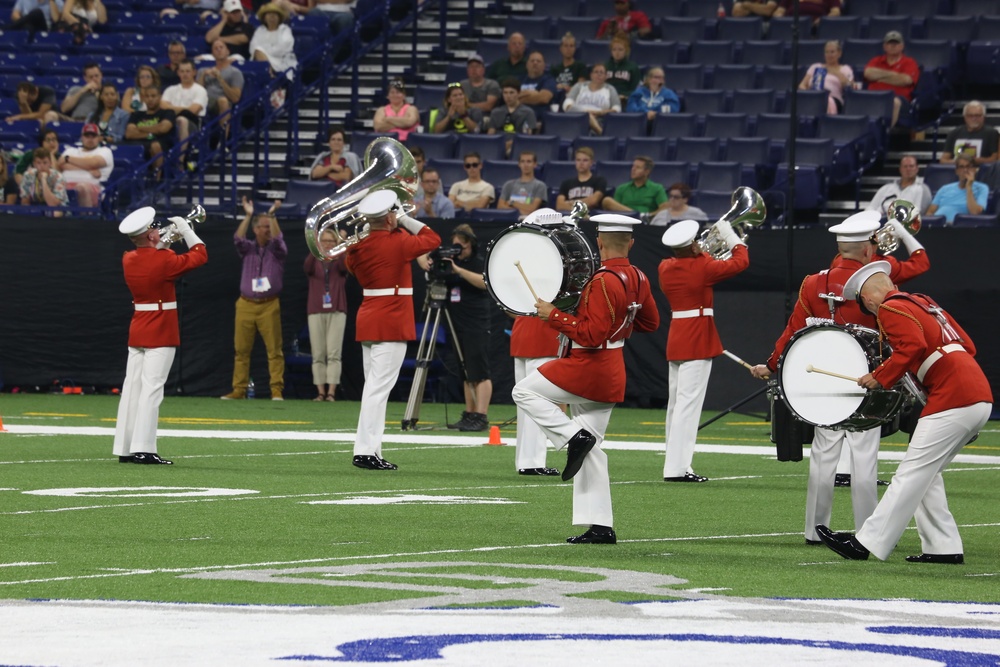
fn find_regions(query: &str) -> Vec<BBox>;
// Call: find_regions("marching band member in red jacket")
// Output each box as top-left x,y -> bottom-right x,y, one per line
659,218 -> 749,483
512,214 -> 659,544
114,207 -> 207,465
818,262 -> 992,563
346,190 -> 440,471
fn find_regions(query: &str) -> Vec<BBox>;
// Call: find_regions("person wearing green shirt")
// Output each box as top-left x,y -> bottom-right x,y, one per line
602,156 -> 669,214
605,34 -> 641,104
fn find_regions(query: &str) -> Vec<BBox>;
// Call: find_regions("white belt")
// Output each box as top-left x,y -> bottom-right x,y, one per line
916,343 -> 965,382
134,301 -> 177,311
362,287 -> 413,297
572,340 -> 625,350
672,307 -> 714,319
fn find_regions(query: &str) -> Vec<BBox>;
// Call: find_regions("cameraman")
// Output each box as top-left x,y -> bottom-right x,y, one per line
418,224 -> 493,431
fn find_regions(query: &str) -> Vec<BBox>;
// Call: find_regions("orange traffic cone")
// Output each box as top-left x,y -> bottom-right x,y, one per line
0,414 -> 7,432
484,425 -> 504,446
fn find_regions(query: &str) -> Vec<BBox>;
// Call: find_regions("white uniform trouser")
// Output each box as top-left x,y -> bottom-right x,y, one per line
805,426 -> 880,541
113,346 -> 175,456
354,341 -> 406,458
663,358 -> 712,478
512,372 -> 614,528
513,356 -> 557,470
835,446 -> 851,475
856,403 -> 991,560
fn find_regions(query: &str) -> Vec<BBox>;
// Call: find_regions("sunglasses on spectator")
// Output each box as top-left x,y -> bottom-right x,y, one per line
448,82 -> 462,88
464,162 -> 480,168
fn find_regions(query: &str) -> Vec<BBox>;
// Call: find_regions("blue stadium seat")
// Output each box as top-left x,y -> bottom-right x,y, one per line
457,134 -> 507,162
528,39 -> 564,69
964,41 -> 1000,86
844,0 -> 892,16
511,134 -> 562,163
925,15 -> 977,42
622,136 -> 670,162
553,17 -> 601,43
759,65 -> 802,94
406,134 -> 457,161
793,89 -> 831,120
693,190 -> 738,219
483,160 -> 522,188
595,161 -> 635,191
771,162 -> 828,210
541,161 -> 580,189
641,0 -> 684,20
865,15 -> 915,41
0,30 -> 30,50
740,41 -> 784,66
816,16 -> 863,40
695,161 -> 742,192
572,136 -> 619,161
733,88 -> 776,115
794,40 -> 831,67
506,16 -> 553,40
476,39 -> 510,67
703,112 -> 750,140
662,64 -> 706,92
540,111 -> 590,139
348,131 -> 393,156
682,89 -> 727,114
661,17 -> 708,45
686,1 -> 725,21
688,40 -> 737,66
676,136 -> 720,162
753,113 -> 796,162
536,0 -> 580,17
426,158 -> 465,192
284,179 -> 340,215
951,214 -> 998,227
601,112 -> 648,139
652,161 -> 693,189
49,120 -> 85,143
577,39 -> 610,68
716,17 -> 765,42
922,163 -> 955,195
724,136 -> 773,188
414,85 -> 448,112
710,64 -> 756,89
817,115 -> 875,184
767,16 -> 811,41
953,0 -> 1000,16
841,39 -> 884,72
652,112 -> 700,139
630,40 -> 679,68
975,15 -> 1000,40
30,32 -> 74,53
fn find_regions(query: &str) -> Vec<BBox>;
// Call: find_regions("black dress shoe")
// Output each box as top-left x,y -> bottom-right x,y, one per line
562,429 -> 597,481
877,478 -> 890,486
567,525 -> 617,544
118,455 -> 134,463
905,553 -> 964,564
352,455 -> 398,470
834,473 -> 851,487
664,472 -> 709,483
518,467 -> 560,476
131,452 -> 173,465
816,524 -> 869,560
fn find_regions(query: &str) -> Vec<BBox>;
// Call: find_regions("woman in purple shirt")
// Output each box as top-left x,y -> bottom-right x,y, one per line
304,229 -> 349,401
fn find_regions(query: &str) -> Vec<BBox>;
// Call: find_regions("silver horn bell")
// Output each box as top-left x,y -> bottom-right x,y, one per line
158,204 -> 206,246
697,187 -> 766,260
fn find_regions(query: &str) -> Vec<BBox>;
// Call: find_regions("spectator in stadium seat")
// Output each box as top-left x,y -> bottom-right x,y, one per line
197,40 -> 245,136
410,145 -> 426,199
596,0 -> 652,40
59,0 -> 107,37
601,155 -> 668,215
626,67 -> 680,121
555,146 -> 607,212
9,0 -> 64,35
124,86 -> 176,173
562,63 -> 621,135
122,66 -> 161,114
461,53 -> 501,114
57,122 -> 113,208
205,0 -> 254,62
6,81 -> 55,126
87,84 -> 130,144
309,125 -> 362,188
310,0 -> 354,36
488,78 -> 537,155
650,182 -> 708,226
372,79 -> 419,142
605,34 -> 641,106
549,32 -> 588,102
863,31 -> 919,128
160,60 -> 208,147
486,32 -> 527,83
431,84 -> 483,134
497,150 -> 547,219
731,0 -> 777,17
412,166 -> 455,220
925,155 -> 988,223
14,127 -> 61,187
773,0 -> 840,20
448,151 -> 495,213
799,40 -> 854,115
867,154 -> 933,217
157,40 -> 188,89
519,51 -> 557,121
940,101 -> 999,166
250,2 -> 298,76
0,157 -> 18,205
19,147 -> 67,214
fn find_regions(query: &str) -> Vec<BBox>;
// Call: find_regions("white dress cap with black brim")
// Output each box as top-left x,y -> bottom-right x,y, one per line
524,207 -> 564,226
591,213 -> 641,233
842,260 -> 892,301
828,210 -> 881,242
358,190 -> 399,219
661,219 -> 700,248
118,206 -> 157,237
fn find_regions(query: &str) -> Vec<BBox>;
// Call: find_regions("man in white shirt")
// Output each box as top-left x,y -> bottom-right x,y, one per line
866,154 -> 933,217
57,123 -> 114,208
161,60 -> 208,146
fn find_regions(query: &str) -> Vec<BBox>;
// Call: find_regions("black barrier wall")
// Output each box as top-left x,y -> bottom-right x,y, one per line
0,215 -> 996,412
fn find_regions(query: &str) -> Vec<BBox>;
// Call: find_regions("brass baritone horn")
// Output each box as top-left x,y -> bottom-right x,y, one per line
304,137 -> 418,260
874,199 -> 921,254
158,204 -> 206,246
697,186 -> 766,260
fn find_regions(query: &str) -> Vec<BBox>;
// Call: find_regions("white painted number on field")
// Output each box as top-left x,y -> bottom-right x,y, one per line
24,486 -> 260,498
306,494 -> 524,505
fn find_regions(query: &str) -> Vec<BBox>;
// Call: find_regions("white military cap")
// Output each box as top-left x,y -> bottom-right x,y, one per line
591,213 -> 641,233
358,190 -> 398,219
842,260 -> 891,300
524,207 -> 563,226
660,219 -> 700,248
828,210 -> 881,242
118,206 -> 157,237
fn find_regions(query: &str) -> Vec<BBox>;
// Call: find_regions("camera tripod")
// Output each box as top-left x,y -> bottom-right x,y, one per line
401,281 -> 467,430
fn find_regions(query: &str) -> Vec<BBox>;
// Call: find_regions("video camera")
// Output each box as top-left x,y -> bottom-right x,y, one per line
427,243 -> 462,279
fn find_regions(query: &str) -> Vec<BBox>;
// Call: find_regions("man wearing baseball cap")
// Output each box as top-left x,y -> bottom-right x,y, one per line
57,122 -> 114,208
205,0 -> 254,61
461,53 -> 501,113
863,30 -> 920,127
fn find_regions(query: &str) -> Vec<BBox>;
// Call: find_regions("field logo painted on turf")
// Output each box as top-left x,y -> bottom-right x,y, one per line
305,495 -> 524,505
24,486 -> 260,498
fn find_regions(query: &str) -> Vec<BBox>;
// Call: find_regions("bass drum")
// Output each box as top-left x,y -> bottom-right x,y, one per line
777,322 -> 906,432
484,222 -> 597,316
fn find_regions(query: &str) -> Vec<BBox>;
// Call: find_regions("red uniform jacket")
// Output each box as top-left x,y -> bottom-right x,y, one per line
873,291 -> 992,417
510,315 -> 560,359
346,225 -> 440,342
539,257 -> 659,403
659,244 -> 748,361
123,244 -> 208,348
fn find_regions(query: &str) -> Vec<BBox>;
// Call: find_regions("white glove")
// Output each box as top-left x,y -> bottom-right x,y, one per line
167,216 -> 204,248
888,219 -> 923,253
713,220 -> 743,250
397,213 -> 426,235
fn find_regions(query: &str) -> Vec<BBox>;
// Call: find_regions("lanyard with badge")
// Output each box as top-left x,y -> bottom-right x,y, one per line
322,264 -> 332,308
252,245 -> 271,293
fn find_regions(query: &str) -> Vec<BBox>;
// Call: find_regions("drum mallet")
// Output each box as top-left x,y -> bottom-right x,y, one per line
805,365 -> 860,383
513,261 -> 540,302
722,349 -> 755,371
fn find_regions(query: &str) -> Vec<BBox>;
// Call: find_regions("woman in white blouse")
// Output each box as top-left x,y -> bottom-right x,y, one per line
250,2 -> 298,76
562,63 -> 621,135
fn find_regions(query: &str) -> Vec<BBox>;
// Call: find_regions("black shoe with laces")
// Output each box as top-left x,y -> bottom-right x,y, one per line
447,411 -> 470,430
131,452 -> 173,465
567,525 -> 617,544
518,467 -> 560,476
562,429 -> 597,481
352,455 -> 398,470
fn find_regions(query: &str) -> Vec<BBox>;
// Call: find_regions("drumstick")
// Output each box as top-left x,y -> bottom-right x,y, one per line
722,349 -> 754,371
513,260 -> 540,302
806,365 -> 860,383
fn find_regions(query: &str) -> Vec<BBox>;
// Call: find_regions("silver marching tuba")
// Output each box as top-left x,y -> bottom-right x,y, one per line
697,186 -> 766,260
158,204 -> 206,246
304,137 -> 418,260
873,198 -> 921,254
